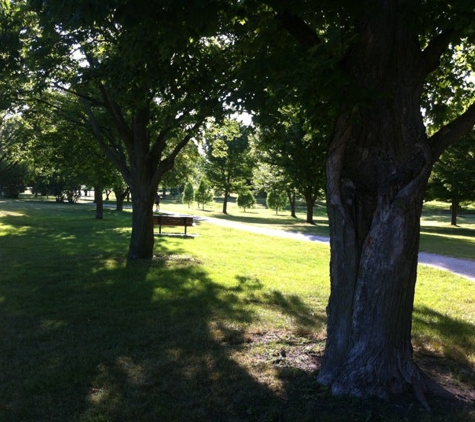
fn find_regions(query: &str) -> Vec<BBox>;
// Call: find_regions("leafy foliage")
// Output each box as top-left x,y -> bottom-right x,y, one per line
0,2 -> 25,111
237,188 -> 256,211
195,178 -> 214,210
203,119 -> 255,213
160,142 -> 202,192
254,103 -> 327,222
22,90 -> 119,203
427,134 -> 475,224
183,182 -> 195,208
266,189 -> 288,215
0,160 -> 28,198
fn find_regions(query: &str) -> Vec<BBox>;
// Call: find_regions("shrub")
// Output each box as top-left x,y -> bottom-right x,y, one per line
237,189 -> 256,212
195,179 -> 214,210
266,190 -> 288,215
183,182 -> 195,208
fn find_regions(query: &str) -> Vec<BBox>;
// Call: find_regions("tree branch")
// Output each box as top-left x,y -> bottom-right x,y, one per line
149,109 -> 190,161
275,10 -> 321,49
51,82 -> 104,107
421,30 -> 456,76
81,98 -> 131,185
29,97 -> 91,130
83,52 -> 134,149
152,120 -> 203,186
97,83 -> 134,150
429,101 -> 475,161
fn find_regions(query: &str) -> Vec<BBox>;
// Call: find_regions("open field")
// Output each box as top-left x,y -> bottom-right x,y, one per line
0,197 -> 474,421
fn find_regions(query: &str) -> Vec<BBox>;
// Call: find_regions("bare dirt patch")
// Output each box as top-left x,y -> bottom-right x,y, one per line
221,329 -> 475,419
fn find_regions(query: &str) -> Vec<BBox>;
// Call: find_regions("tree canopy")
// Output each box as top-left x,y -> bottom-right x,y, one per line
24,0 -> 242,258
255,104 -> 327,223
203,119 -> 255,214
427,133 -> 475,225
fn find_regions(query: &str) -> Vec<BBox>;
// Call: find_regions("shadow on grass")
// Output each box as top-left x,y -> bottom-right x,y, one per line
207,212 -> 326,226
413,306 -> 475,378
420,225 -> 475,238
0,202 -> 325,421
261,290 -> 324,328
419,225 -> 475,259
422,209 -> 475,222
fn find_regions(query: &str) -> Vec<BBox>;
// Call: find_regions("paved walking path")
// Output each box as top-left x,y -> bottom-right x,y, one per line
196,215 -> 475,283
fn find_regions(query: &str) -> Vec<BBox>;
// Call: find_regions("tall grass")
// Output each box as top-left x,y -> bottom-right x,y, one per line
0,198 -> 474,421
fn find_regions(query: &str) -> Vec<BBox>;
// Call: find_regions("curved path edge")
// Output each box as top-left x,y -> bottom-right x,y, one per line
196,215 -> 475,283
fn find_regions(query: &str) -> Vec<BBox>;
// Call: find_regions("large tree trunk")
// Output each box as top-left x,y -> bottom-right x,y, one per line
320,164 -> 431,396
276,0 -> 475,407
320,123 -> 435,404
317,3 -> 437,405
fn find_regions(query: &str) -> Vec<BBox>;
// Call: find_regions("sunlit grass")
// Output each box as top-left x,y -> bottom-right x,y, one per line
156,194 -> 331,238
158,196 -> 475,261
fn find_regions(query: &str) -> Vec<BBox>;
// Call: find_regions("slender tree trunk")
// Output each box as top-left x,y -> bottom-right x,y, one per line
114,187 -> 129,212
94,185 -> 104,220
124,111 -> 160,260
451,197 -> 459,226
305,202 -> 314,224
304,191 -> 315,224
287,190 -> 297,218
222,188 -> 229,214
116,195 -> 124,212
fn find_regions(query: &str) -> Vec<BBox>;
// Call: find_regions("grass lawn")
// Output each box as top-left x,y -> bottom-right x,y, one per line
0,197 -> 474,421
158,196 -> 475,261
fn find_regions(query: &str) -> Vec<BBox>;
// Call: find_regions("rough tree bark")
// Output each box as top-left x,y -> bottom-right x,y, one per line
320,113 -> 434,402
317,9 -> 475,405
316,2 -> 437,398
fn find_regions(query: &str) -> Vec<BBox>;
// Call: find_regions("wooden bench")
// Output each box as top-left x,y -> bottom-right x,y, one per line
153,215 -> 194,235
